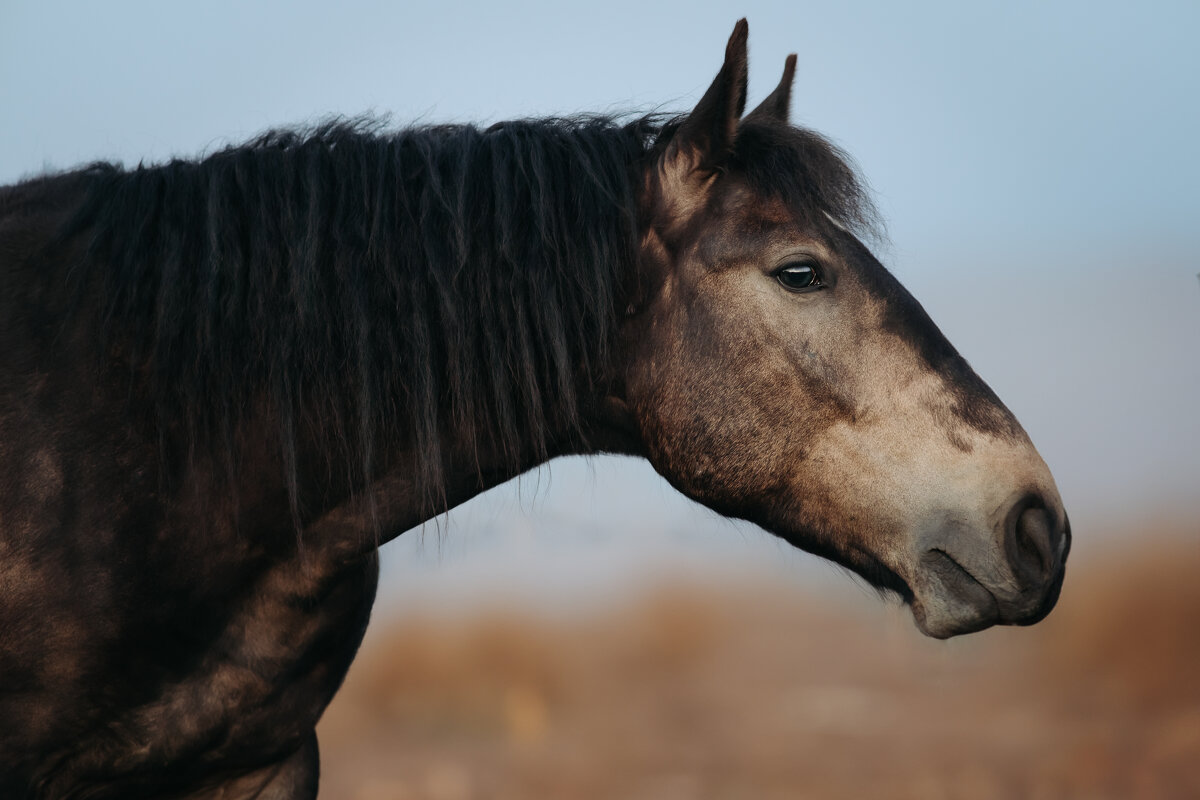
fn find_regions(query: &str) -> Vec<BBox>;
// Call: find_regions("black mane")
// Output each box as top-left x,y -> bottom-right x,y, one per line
49,113 -> 875,519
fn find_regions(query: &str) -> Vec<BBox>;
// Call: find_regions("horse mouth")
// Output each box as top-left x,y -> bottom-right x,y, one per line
785,512 -> 1067,640
910,549 -> 1001,639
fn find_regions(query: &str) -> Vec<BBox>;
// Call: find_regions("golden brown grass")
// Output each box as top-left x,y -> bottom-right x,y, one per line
318,529 -> 1200,799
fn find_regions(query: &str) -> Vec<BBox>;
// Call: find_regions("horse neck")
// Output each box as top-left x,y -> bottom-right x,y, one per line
55,121 -> 651,546
361,125 -> 646,488
282,123 -> 649,539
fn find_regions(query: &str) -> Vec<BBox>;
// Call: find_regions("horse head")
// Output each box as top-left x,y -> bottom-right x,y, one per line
615,20 -> 1069,638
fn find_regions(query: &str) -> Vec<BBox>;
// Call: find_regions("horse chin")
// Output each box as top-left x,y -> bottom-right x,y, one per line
908,550 -> 1001,639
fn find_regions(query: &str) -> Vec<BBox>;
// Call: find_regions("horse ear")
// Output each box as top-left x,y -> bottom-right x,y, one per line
671,19 -> 749,172
745,54 -> 797,124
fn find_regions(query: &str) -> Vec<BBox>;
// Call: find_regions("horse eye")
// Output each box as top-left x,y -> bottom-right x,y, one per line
775,262 -> 822,292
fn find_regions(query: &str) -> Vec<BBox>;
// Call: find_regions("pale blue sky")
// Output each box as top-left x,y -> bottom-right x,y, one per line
5,1 -> 1198,244
3,1 -> 1196,599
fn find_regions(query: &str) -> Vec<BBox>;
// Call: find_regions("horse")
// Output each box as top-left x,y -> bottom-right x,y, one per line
0,20 -> 1069,800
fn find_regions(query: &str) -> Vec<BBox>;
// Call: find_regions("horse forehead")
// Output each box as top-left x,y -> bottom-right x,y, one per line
686,185 -> 802,265
696,175 -> 795,225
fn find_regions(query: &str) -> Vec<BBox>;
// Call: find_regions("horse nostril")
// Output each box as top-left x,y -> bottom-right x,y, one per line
1007,495 -> 1061,584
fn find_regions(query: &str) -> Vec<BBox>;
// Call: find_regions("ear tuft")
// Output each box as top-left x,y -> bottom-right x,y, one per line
746,53 -> 797,124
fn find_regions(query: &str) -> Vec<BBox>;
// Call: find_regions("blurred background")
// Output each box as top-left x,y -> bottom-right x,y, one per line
4,1 -> 1197,797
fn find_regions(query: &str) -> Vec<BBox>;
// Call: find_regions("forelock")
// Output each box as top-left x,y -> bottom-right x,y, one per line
730,120 -> 882,242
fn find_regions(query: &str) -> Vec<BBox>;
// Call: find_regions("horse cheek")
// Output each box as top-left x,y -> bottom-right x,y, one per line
625,328 -> 789,514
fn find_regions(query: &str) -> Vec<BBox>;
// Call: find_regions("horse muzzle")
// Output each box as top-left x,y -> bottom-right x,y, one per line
908,491 -> 1071,639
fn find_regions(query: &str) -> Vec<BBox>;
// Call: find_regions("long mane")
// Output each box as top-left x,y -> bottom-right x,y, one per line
46,113 -> 876,519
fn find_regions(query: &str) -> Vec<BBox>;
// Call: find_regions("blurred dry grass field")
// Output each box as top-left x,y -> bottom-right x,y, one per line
318,527 -> 1199,799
